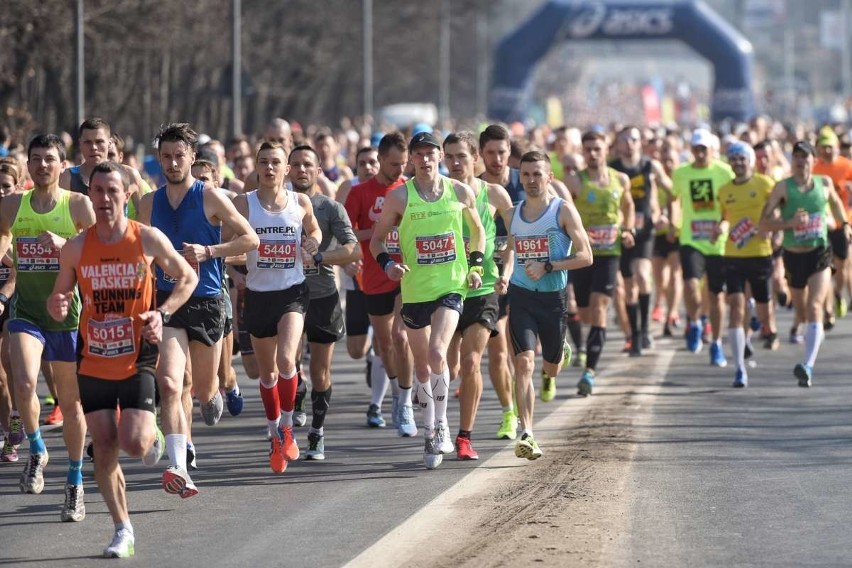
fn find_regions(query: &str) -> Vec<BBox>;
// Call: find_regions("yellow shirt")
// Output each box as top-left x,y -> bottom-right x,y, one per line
719,173 -> 774,258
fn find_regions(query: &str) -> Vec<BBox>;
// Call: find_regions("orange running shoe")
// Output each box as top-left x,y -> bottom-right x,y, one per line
44,406 -> 64,426
456,437 -> 479,461
651,306 -> 665,322
281,427 -> 300,461
269,433 -> 287,473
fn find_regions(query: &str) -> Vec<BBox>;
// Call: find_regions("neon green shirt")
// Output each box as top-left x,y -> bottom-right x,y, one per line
673,160 -> 734,255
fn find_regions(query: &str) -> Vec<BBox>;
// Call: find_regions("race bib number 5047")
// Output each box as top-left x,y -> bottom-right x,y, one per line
415,232 -> 456,265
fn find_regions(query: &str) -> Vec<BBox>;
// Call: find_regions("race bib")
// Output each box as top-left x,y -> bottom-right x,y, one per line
257,238 -> 297,270
587,225 -> 618,250
794,213 -> 823,242
690,220 -> 716,241
514,235 -> 550,265
87,317 -> 135,358
494,236 -> 508,265
164,250 -> 200,284
729,217 -> 758,249
415,232 -> 456,265
635,212 -> 646,230
16,237 -> 60,272
0,266 -> 10,284
303,261 -> 320,276
386,226 -> 401,255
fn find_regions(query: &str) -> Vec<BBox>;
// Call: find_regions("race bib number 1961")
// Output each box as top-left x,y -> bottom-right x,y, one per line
415,232 -> 456,265
514,235 -> 549,265
16,237 -> 60,272
87,317 -> 135,358
258,239 -> 297,269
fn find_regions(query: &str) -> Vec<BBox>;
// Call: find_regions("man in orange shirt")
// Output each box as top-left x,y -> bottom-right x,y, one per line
812,127 -> 852,318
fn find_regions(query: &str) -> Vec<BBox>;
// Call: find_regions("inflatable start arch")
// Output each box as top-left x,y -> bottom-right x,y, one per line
489,0 -> 755,123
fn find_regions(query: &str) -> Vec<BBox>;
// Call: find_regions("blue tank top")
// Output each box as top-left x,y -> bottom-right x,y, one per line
152,180 -> 223,297
509,197 -> 572,293
67,165 -> 89,195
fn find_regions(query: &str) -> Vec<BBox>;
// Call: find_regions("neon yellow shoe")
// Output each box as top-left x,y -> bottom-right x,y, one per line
836,296 -> 848,318
514,434 -> 542,460
561,338 -> 573,369
496,410 -> 518,440
540,372 -> 556,402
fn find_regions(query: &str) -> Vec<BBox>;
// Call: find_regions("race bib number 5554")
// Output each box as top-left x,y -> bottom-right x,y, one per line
16,237 -> 60,272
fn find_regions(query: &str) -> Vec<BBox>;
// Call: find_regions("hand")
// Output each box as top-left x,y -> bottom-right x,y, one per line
494,275 -> 509,295
385,262 -> 409,282
710,222 -> 722,244
792,209 -> 809,228
655,215 -> 669,230
467,270 -> 482,290
524,261 -> 546,282
139,310 -> 163,344
48,291 -> 74,321
622,231 -> 635,249
343,260 -> 362,278
301,236 -> 319,256
38,231 -> 66,252
181,242 -> 208,263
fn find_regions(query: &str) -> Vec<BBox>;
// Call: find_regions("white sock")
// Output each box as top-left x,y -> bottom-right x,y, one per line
165,434 -> 187,470
431,369 -> 450,425
502,404 -> 514,414
370,356 -> 389,408
729,327 -> 745,370
389,371 -> 401,397
309,426 -> 323,436
521,428 -> 533,439
417,381 -> 435,434
804,322 -> 823,367
399,385 -> 413,406
229,383 -> 240,395
267,418 -> 280,438
280,410 -> 294,429
116,520 -> 134,534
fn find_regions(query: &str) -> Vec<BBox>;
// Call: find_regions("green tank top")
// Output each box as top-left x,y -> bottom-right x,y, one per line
463,180 -> 497,298
575,168 -> 623,257
781,176 -> 828,249
399,177 -> 467,303
673,161 -> 733,255
11,190 -> 81,330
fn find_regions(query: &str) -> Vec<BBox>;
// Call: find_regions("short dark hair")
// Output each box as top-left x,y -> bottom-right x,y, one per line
313,129 -> 334,143
192,158 -> 217,171
28,134 -> 66,162
288,144 -> 320,164
156,123 -> 198,151
256,141 -> 287,160
519,150 -> 550,166
581,130 -> 607,144
355,146 -> 378,161
196,147 -> 220,166
378,132 -> 407,156
443,131 -> 478,155
479,124 -> 510,151
753,140 -> 771,152
89,161 -> 129,189
79,117 -> 111,136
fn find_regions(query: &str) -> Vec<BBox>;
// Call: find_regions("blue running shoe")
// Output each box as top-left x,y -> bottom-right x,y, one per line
366,404 -> 386,428
397,404 -> 418,437
686,323 -> 702,353
226,388 -> 244,416
577,370 -> 595,397
749,315 -> 761,332
733,367 -> 747,388
794,363 -> 812,387
710,342 -> 727,367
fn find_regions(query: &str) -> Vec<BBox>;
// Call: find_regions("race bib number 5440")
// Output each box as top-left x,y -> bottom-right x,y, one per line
258,238 -> 297,269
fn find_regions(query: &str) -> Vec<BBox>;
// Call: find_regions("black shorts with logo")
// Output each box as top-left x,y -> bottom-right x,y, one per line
157,291 -> 225,347
725,256 -> 772,303
457,292 -> 499,335
244,282 -> 309,339
79,371 -> 156,414
401,293 -> 464,330
571,256 -> 620,308
507,285 -> 567,364
783,247 -> 832,290
306,292 -> 346,344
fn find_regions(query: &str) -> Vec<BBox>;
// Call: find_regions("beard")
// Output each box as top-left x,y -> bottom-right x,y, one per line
165,171 -> 188,185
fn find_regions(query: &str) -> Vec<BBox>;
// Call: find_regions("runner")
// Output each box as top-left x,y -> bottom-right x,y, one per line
233,141 -> 321,473
345,133 -> 416,434
315,129 -> 354,184
138,123 -> 258,495
715,142 -> 778,388
370,130 -> 485,469
566,130 -> 635,396
443,131 -> 513,460
670,129 -> 734,365
652,144 -> 682,337
0,162 -> 20,463
48,161 -> 197,558
290,145 -> 359,460
0,134 -> 95,519
761,141 -> 850,387
508,150 -> 592,459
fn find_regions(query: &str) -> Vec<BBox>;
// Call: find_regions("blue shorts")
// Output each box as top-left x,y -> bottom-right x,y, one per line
7,319 -> 78,362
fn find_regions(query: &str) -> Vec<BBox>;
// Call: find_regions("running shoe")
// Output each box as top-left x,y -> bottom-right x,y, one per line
749,315 -> 762,332
744,341 -> 753,361
641,333 -> 653,350
391,395 -> 400,429
423,436 -> 442,470
61,483 -> 85,522
44,405 -> 63,426
1,437 -> 18,463
686,322 -> 702,353
456,436 -> 479,460
186,443 -> 197,470
280,426 -> 300,461
200,391 -> 223,426
836,296 -> 848,318
43,394 -> 55,407
86,441 -> 95,462
561,338 -> 573,369
789,326 -> 804,344
496,410 -> 518,440
540,372 -> 556,402
103,528 -> 135,558
621,339 -> 632,353
142,427 -> 165,467
225,388 -> 244,416
305,432 -> 325,461
573,350 -> 586,368
293,383 -> 308,428
19,450 -> 48,494
701,320 -> 712,344
514,433 -> 542,460
366,404 -> 386,428
710,342 -> 727,367
763,332 -> 780,351
8,415 -> 24,447
629,333 -> 642,357
577,370 -> 595,397
434,422 -> 454,454
269,430 -> 287,473
397,404 -> 417,437
663,323 -> 673,338
794,363 -> 813,388
651,305 -> 665,322
733,367 -> 748,388
824,312 -> 836,331
162,465 -> 198,498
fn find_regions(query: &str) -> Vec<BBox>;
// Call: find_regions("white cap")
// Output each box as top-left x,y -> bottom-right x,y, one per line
690,128 -> 714,148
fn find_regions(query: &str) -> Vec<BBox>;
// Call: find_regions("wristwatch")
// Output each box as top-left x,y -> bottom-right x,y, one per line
544,261 -> 554,274
312,252 -> 324,265
157,308 -> 172,324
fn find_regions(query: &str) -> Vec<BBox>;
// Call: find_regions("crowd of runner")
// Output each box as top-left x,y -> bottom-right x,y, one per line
0,114 -> 851,558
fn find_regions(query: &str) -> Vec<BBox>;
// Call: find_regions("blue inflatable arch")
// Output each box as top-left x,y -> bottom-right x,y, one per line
489,0 -> 755,123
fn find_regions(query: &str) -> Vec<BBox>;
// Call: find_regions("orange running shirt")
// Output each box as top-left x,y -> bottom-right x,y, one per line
77,220 -> 156,380
813,156 -> 852,220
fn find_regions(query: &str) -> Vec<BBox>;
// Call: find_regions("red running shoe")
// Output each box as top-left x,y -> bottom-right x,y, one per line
456,436 -> 479,461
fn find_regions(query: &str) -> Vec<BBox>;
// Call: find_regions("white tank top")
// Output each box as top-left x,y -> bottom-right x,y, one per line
246,189 -> 306,292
